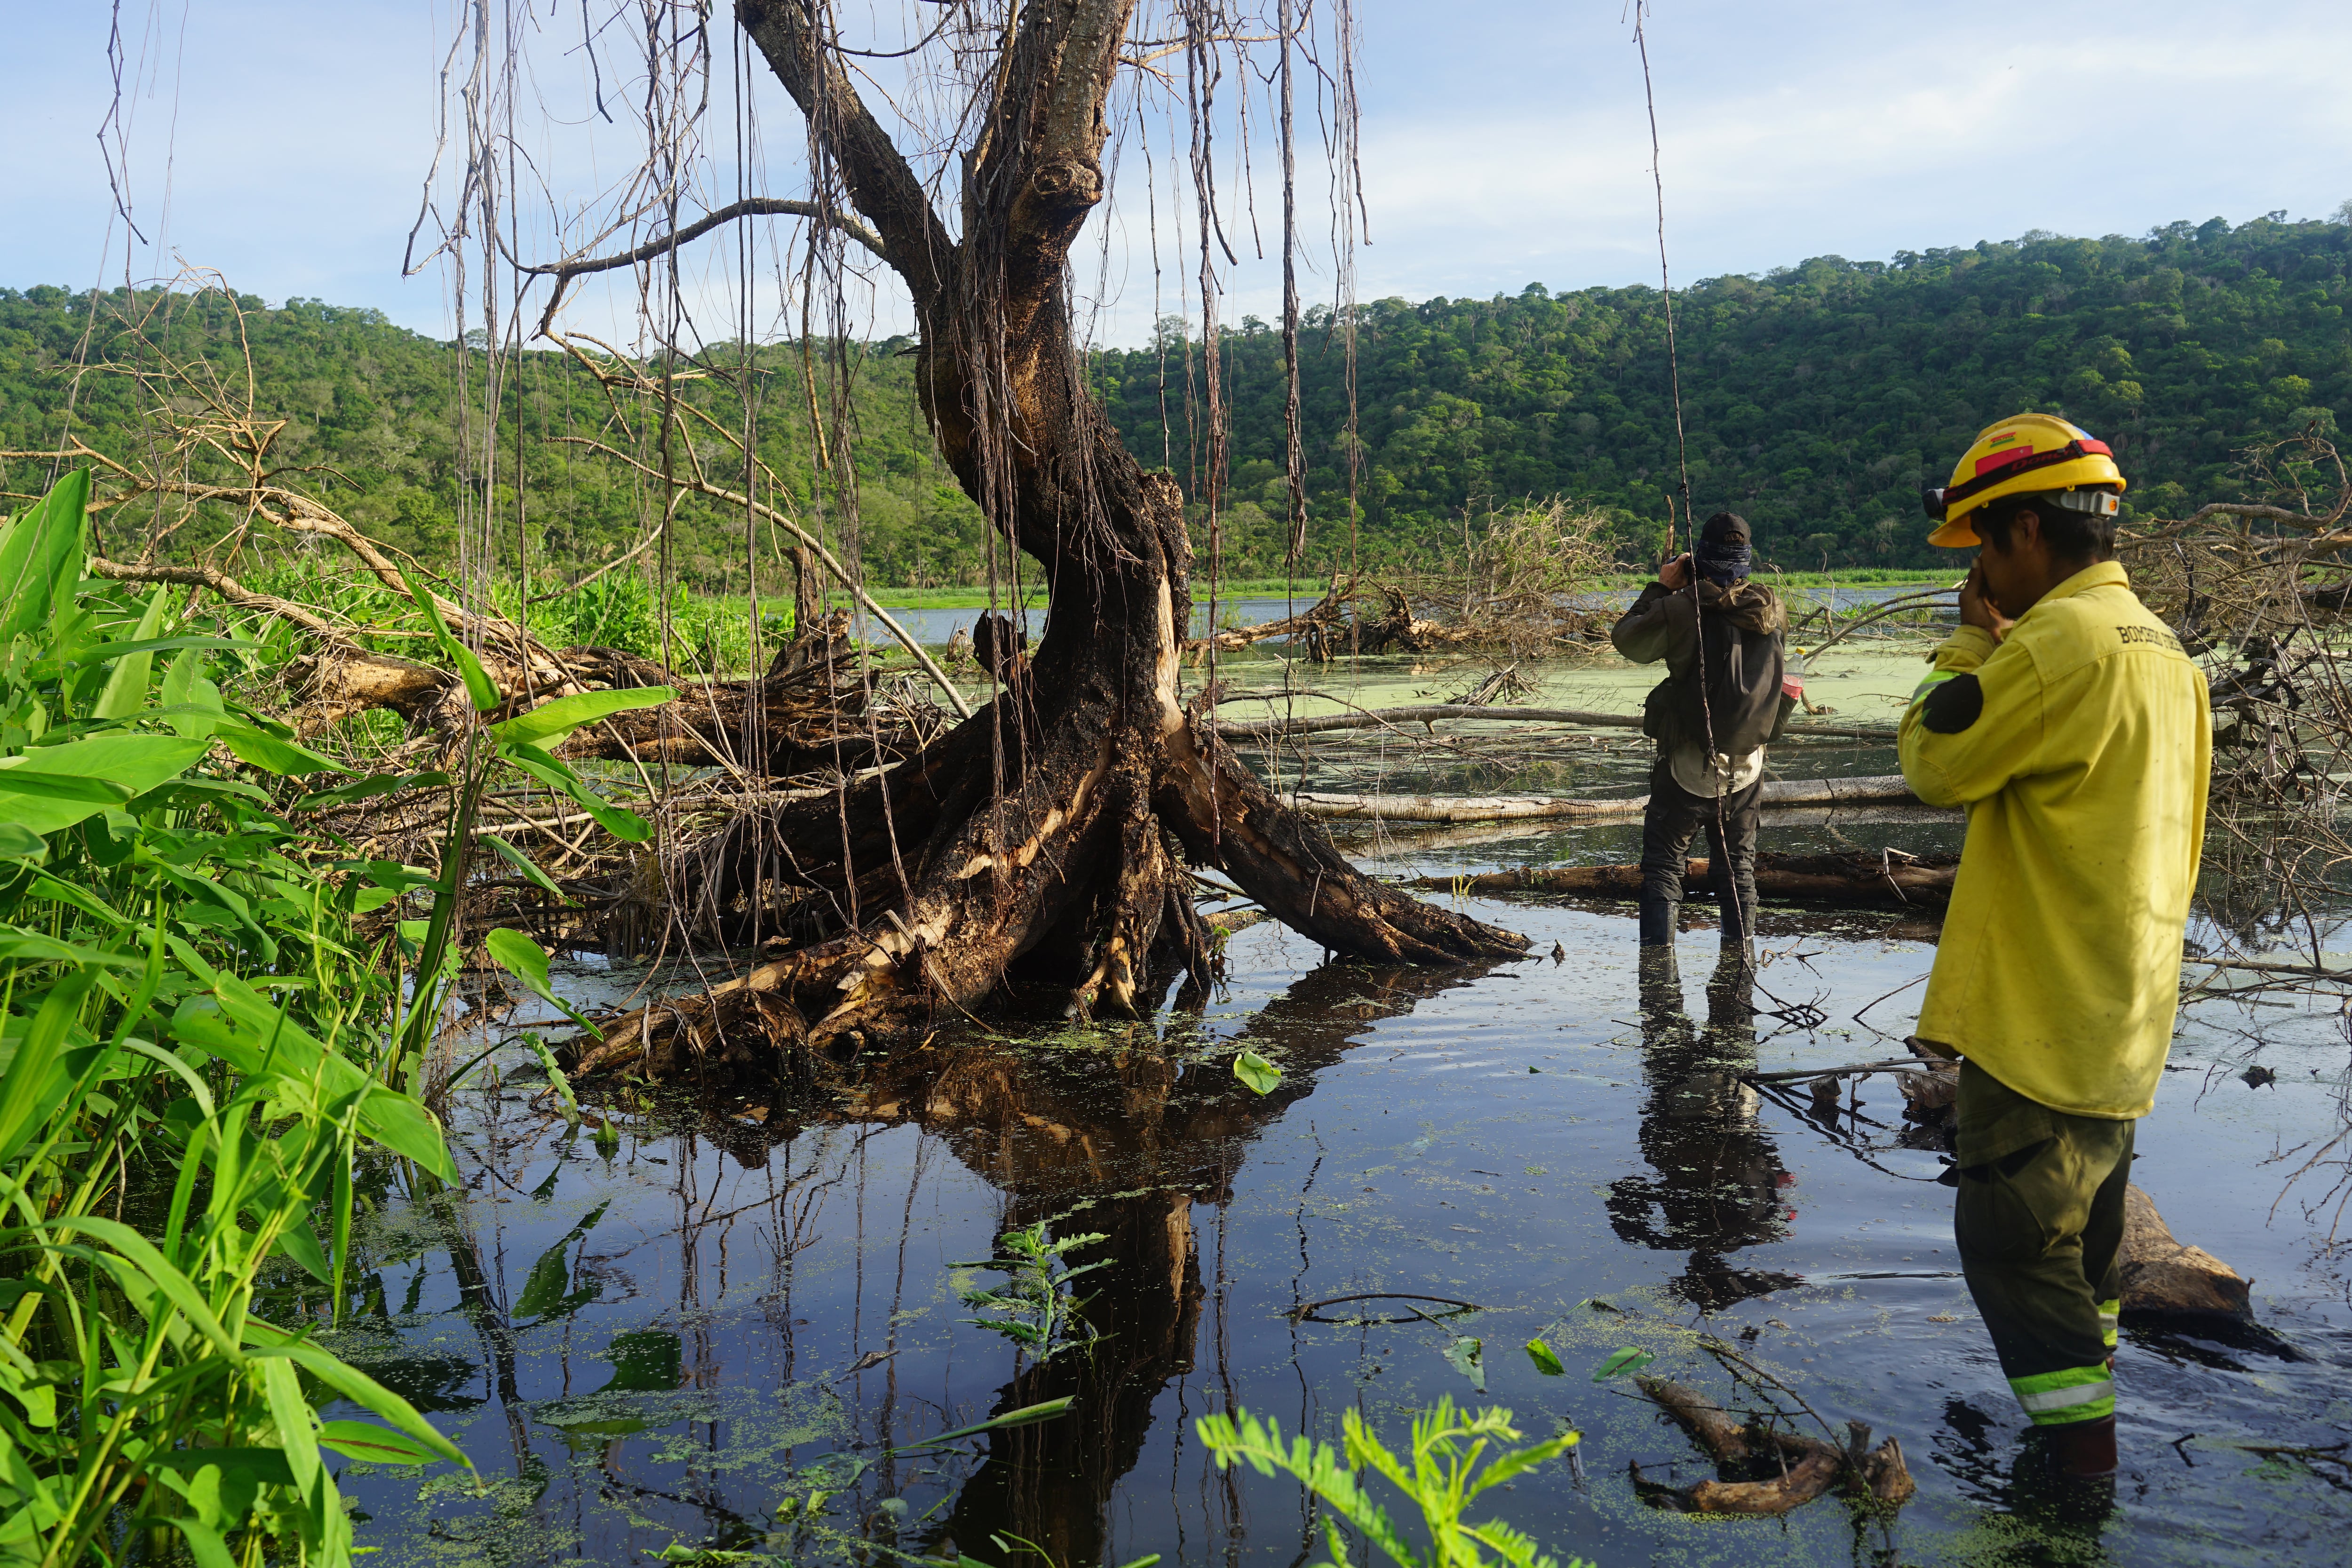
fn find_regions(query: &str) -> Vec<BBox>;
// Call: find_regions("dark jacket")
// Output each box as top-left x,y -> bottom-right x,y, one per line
1611,578 -> 1785,676
1612,579 -> 1788,763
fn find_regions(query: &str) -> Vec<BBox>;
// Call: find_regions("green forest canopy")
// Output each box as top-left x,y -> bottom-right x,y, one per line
3,211 -> 2346,589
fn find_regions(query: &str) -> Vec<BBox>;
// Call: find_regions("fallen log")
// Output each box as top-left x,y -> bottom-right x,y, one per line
1216,702 -> 1898,744
1408,848 -> 1957,907
2121,1184 -> 2254,1322
1295,773 -> 1923,824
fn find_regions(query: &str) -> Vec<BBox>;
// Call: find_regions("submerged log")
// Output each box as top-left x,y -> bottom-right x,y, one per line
2121,1184 -> 2255,1322
1631,1376 -> 1915,1517
1410,849 -> 1958,908
1297,774 -> 1925,824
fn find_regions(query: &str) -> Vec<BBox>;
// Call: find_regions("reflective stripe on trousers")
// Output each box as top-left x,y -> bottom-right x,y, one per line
2010,1364 -> 2115,1426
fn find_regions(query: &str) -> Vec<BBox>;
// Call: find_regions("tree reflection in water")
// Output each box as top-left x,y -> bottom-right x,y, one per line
1605,953 -> 1803,1311
679,956 -> 1503,1565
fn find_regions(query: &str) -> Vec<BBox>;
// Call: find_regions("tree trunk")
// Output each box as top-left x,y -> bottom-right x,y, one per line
564,0 -> 1522,1078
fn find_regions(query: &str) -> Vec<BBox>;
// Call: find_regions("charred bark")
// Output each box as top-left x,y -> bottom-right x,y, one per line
563,0 -> 1524,1078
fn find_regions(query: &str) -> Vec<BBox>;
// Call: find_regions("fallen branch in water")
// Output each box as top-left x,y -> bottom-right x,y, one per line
1216,702 -> 1897,744
1629,1375 -> 1914,1517
1409,848 -> 1957,906
1296,774 -> 1926,824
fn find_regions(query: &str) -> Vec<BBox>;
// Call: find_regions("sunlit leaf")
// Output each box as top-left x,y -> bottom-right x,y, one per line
215,721 -> 350,777
485,927 -> 596,1033
1443,1335 -> 1486,1392
315,1420 -> 448,1467
483,834 -> 566,899
90,585 -> 171,720
398,564 -> 501,711
0,469 -> 87,641
0,734 -> 207,834
489,685 -> 676,749
1233,1050 -> 1282,1095
1525,1338 -> 1565,1377
1592,1346 -> 1655,1383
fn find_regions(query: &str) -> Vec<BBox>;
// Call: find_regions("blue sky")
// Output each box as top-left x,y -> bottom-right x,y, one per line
8,1 -> 2349,346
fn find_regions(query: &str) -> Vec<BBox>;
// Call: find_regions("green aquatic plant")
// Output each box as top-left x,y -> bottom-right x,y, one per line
955,1221 -> 1110,1362
1196,1399 -> 1584,1568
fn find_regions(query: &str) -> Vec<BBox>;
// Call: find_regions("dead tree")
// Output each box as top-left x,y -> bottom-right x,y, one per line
564,1 -> 1523,1075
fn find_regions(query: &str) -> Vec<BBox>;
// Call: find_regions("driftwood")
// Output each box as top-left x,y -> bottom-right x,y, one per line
1410,849 -> 1957,907
2121,1184 -> 2255,1321
1632,1376 -> 1914,1516
1214,703 -> 1898,744
1295,774 -> 1925,824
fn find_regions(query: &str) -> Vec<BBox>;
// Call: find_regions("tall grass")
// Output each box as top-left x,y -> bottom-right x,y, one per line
0,472 -> 662,1564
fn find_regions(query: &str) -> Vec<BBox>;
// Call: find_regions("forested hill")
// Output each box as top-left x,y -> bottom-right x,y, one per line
4,212 -> 2348,587
1094,213 -> 2352,572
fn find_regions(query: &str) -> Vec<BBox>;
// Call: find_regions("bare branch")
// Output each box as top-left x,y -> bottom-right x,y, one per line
520,197 -> 887,280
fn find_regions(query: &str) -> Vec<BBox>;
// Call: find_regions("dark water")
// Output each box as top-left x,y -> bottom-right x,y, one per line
324,804 -> 2352,1568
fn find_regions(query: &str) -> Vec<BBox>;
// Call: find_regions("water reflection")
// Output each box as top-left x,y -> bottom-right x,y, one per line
615,958 -> 1496,1563
1605,953 -> 1802,1311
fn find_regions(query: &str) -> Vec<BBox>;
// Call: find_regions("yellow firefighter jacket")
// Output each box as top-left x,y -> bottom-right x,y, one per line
1899,561 -> 2210,1120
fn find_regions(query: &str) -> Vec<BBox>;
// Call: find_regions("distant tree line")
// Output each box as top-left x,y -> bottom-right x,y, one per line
3,208 -> 2346,587
1092,210 -> 2352,573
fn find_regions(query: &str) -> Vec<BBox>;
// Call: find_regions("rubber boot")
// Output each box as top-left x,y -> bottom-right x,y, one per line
1638,895 -> 1679,951
2048,1416 -> 2117,1480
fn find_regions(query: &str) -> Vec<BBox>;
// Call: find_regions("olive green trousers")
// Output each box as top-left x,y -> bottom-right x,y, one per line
1952,1061 -> 2132,1426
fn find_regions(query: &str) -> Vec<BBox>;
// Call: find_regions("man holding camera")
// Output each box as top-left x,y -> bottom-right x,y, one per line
1612,510 -> 1790,967
1901,414 -> 2210,1486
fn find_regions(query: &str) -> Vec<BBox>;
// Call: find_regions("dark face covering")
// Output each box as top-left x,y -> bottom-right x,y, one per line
1695,512 -> 1753,587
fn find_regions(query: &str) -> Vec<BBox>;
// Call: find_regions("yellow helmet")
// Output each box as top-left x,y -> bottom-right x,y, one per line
1923,413 -> 2126,548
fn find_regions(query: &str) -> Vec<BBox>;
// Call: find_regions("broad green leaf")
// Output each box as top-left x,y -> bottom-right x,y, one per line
1525,1338 -> 1565,1377
502,744 -> 652,842
26,879 -> 126,926
0,823 -> 48,864
0,971 -> 98,1166
316,1420 -> 447,1467
35,1213 -> 246,1361
143,1515 -> 236,1568
296,770 -> 446,812
482,834 -> 566,899
71,634 -> 242,669
242,1324 -> 471,1470
1233,1050 -> 1282,1095
0,760 -> 133,804
0,470 -> 88,641
1591,1346 -> 1655,1383
485,927 -> 595,1034
593,1115 -> 621,1153
398,565 -> 500,710
1443,1335 -> 1486,1392
259,1357 -> 323,1503
90,586 -> 172,720
215,721 -> 350,777
489,685 -> 676,749
0,734 -> 207,834
0,927 -> 141,970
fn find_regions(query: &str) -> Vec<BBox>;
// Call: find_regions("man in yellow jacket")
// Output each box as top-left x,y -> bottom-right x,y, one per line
1899,414 -> 2209,1488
